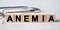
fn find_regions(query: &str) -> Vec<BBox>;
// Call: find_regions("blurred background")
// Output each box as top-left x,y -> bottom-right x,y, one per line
0,0 -> 60,30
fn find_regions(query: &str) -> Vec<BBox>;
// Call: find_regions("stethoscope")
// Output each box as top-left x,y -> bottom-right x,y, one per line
0,6 -> 41,24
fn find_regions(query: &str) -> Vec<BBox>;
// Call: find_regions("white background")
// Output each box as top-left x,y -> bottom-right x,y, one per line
0,0 -> 60,30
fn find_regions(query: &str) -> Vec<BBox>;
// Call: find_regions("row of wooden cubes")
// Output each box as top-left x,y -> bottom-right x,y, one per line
5,13 -> 55,23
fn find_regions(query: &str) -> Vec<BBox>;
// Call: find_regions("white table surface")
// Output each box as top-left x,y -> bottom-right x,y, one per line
0,0 -> 60,30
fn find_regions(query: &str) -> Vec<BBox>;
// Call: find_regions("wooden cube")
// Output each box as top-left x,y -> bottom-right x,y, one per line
22,13 -> 31,22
